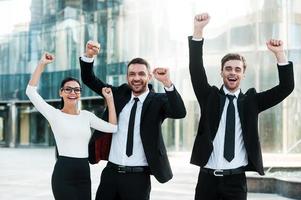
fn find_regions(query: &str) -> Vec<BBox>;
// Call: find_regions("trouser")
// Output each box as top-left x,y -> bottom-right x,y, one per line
95,162 -> 151,200
52,156 -> 91,200
194,168 -> 247,200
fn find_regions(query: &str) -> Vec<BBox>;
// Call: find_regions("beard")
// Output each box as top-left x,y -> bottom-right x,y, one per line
129,81 -> 148,95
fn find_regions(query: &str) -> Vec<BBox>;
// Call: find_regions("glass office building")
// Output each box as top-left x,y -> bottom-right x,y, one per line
0,0 -> 300,154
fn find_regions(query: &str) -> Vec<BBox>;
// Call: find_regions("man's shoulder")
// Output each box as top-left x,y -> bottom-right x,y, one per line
239,88 -> 258,100
113,83 -> 131,95
118,83 -> 129,89
245,88 -> 257,95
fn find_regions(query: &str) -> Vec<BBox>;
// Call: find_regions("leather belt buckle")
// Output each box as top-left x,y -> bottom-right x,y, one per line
107,162 -> 150,174
213,169 -> 224,176
117,166 -> 126,173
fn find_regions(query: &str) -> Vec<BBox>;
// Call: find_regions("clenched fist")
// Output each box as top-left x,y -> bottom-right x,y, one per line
102,87 -> 113,100
153,68 -> 172,88
40,52 -> 55,65
193,13 -> 210,39
85,40 -> 101,58
266,39 -> 287,63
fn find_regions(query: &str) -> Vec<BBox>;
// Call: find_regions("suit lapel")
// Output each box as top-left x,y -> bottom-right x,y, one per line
141,92 -> 154,121
209,88 -> 226,140
139,84 -> 155,121
115,87 -> 131,115
237,92 -> 245,133
218,87 -> 226,120
212,87 -> 245,141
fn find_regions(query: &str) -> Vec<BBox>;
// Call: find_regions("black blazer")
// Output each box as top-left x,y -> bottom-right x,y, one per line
188,37 -> 294,175
80,59 -> 186,183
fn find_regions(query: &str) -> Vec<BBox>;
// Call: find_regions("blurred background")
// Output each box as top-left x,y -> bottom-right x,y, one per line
0,0 -> 300,156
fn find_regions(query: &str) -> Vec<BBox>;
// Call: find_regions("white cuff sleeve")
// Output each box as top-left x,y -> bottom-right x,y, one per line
164,84 -> 174,91
192,38 -> 203,41
278,62 -> 289,66
80,55 -> 94,63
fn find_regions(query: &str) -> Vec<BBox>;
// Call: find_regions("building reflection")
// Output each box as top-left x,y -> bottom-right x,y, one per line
0,0 -> 300,154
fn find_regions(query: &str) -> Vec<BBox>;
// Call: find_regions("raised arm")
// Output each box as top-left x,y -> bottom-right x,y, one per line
189,13 -> 211,104
193,13 -> 210,40
29,53 -> 54,86
26,53 -> 57,120
80,40 -> 110,97
152,68 -> 172,88
102,87 -> 117,125
257,39 -> 294,112
87,87 -> 117,133
266,39 -> 287,63
153,67 -> 186,118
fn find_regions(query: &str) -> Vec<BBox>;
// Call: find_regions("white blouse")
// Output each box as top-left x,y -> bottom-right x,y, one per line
26,85 -> 117,158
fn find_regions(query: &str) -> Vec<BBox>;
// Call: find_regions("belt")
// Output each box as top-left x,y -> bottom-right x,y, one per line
200,167 -> 245,176
107,162 -> 150,174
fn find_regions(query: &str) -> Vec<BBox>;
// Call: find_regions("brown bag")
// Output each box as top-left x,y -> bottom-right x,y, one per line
88,131 -> 112,164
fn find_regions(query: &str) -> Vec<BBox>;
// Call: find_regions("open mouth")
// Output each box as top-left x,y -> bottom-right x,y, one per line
228,77 -> 238,82
131,81 -> 143,87
67,96 -> 78,100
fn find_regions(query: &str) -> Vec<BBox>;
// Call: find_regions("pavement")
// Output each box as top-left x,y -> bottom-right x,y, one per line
0,148 -> 298,200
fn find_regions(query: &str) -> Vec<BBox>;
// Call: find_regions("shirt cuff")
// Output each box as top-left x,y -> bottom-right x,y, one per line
164,84 -> 174,91
27,84 -> 38,90
81,55 -> 94,63
278,62 -> 289,66
192,37 -> 203,41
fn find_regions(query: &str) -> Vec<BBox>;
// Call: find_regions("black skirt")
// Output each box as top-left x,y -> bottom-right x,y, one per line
51,156 -> 91,200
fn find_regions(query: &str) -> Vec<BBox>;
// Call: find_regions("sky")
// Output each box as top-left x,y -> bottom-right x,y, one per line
0,0 -> 251,37
0,0 -> 31,36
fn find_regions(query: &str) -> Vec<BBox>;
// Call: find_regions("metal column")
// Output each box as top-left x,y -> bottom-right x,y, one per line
7,101 -> 17,147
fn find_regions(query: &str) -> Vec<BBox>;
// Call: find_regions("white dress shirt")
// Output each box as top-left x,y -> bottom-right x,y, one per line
81,55 -> 94,63
204,86 -> 248,170
191,37 -> 288,170
109,90 -> 150,166
80,55 -> 175,165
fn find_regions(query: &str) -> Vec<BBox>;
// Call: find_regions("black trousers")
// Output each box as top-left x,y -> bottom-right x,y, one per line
51,156 -> 91,200
195,169 -> 247,200
95,165 -> 151,200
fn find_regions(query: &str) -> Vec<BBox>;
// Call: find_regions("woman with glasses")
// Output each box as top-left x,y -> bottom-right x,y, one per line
26,52 -> 117,200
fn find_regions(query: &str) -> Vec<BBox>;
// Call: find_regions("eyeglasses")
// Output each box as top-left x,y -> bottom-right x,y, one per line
61,87 -> 82,94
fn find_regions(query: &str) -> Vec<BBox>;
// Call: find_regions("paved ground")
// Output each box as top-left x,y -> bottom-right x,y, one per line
0,148 -> 298,200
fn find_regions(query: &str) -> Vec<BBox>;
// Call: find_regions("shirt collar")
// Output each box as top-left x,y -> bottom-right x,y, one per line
130,88 -> 149,103
223,86 -> 240,98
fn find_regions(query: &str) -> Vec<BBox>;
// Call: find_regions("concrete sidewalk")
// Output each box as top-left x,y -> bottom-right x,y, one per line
0,148 -> 297,200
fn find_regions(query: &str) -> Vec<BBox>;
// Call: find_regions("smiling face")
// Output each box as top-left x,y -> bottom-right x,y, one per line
221,60 -> 245,92
59,80 -> 81,107
127,63 -> 151,96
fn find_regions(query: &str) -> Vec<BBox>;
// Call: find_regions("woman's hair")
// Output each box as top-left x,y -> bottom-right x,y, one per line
59,77 -> 81,109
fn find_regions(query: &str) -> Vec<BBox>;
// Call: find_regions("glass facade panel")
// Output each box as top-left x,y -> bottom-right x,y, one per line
0,118 -> 3,141
0,0 -> 300,154
19,109 -> 30,145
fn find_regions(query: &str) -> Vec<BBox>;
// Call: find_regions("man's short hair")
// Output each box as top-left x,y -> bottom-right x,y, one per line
221,53 -> 247,71
127,57 -> 150,70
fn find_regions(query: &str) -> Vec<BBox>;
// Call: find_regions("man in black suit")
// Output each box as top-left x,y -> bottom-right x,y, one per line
79,41 -> 186,200
189,13 -> 294,200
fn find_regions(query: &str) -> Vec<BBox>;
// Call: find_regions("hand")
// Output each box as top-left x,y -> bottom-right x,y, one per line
153,68 -> 172,87
29,52 -> 55,86
266,39 -> 287,63
193,13 -> 210,39
85,40 -> 101,58
266,39 -> 284,53
39,52 -> 55,65
102,87 -> 113,101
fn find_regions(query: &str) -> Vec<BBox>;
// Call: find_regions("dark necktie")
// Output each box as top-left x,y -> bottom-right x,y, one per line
224,94 -> 235,162
126,97 -> 139,157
